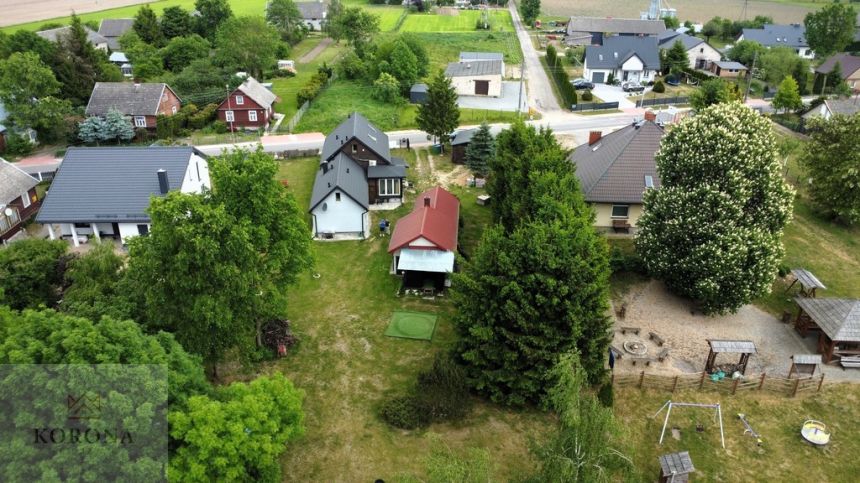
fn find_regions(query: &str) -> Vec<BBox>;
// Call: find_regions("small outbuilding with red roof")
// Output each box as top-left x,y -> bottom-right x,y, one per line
388,186 -> 460,289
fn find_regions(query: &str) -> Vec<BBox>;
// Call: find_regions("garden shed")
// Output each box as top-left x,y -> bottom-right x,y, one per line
658,451 -> 695,482
410,83 -> 428,104
704,339 -> 756,375
789,354 -> 822,378
794,298 -> 860,364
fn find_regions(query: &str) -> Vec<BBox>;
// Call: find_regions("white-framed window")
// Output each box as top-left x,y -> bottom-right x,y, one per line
172,105 -> 177,114
21,192 -> 31,208
379,178 -> 401,196
611,205 -> 629,219
225,110 -> 234,122
134,116 -> 147,128
235,95 -> 244,105
335,192 -> 341,202
249,110 -> 258,122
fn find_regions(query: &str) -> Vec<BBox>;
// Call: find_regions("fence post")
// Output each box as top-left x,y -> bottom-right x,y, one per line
759,373 -> 766,390
731,377 -> 739,395
792,378 -> 800,397
638,371 -> 645,388
817,374 -> 824,392
699,371 -> 706,389
671,375 -> 678,393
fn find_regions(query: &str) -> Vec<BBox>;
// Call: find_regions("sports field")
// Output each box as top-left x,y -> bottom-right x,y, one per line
400,9 -> 514,33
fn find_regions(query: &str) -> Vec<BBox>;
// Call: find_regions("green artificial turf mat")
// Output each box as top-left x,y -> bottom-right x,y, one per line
384,311 -> 438,341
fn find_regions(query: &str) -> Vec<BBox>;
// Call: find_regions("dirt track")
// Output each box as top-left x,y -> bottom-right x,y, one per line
0,0 -> 149,27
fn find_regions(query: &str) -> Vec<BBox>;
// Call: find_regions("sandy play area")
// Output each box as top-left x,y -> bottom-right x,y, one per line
0,0 -> 149,27
611,280 -> 860,382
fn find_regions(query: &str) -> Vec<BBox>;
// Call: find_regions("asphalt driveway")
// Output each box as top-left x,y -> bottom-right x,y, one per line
589,84 -> 642,108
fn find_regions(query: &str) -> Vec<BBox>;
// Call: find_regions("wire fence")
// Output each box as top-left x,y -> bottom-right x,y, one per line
612,371 -> 825,397
635,96 -> 690,108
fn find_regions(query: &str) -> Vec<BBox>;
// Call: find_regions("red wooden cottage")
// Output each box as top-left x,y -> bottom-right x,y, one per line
85,83 -> 182,129
217,76 -> 279,130
388,186 -> 460,291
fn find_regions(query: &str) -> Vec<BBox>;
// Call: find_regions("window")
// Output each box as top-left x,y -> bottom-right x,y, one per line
351,143 -> 357,153
134,116 -> 146,128
699,47 -> 704,53
249,110 -> 258,122
644,175 -> 654,189
235,95 -> 244,105
611,205 -> 629,219
137,224 -> 149,235
379,179 -> 401,196
225,110 -> 234,122
195,162 -> 201,181
21,192 -> 31,208
335,192 -> 341,202
74,223 -> 90,229
172,106 -> 177,114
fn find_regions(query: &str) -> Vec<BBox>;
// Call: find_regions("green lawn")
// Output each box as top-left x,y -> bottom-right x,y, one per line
266,153 -> 550,481
614,384 -> 860,482
294,79 -> 525,133
399,32 -> 523,71
369,6 -> 407,32
271,39 -> 345,121
400,10 -> 514,33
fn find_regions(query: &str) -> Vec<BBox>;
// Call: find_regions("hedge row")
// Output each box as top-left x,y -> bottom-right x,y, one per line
155,103 -> 218,139
546,45 -> 577,108
297,70 -> 332,106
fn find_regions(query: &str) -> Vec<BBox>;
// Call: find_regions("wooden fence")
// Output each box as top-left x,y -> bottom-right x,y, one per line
612,371 -> 824,397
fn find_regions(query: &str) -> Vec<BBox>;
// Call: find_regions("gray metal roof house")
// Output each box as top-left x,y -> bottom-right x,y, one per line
98,18 -> 134,50
36,146 -> 210,246
740,24 -> 813,58
445,60 -> 504,77
566,16 -> 666,46
36,26 -> 109,51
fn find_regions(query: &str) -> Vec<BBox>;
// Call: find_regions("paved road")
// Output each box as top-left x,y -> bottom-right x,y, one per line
508,2 -> 561,114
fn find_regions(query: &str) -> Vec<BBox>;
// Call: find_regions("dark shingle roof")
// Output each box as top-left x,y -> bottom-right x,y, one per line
570,121 -> 664,203
0,158 -> 39,204
37,26 -> 108,47
451,128 -> 477,146
309,152 -> 368,211
321,112 -> 391,163
36,147 -> 201,223
296,1 -> 327,20
815,53 -> 860,76
567,16 -> 666,37
796,298 -> 860,342
445,60 -> 503,77
85,83 -> 173,117
741,24 -> 808,48
824,99 -> 860,117
585,36 -> 660,70
658,30 -> 705,50
410,83 -> 428,94
98,19 -> 134,37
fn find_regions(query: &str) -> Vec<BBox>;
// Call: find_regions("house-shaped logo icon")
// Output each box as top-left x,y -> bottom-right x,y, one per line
67,394 -> 101,420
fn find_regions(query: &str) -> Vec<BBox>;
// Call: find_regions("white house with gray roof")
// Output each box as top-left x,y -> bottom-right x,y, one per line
658,30 -> 722,70
295,1 -> 327,31
36,147 -> 210,246
584,36 -> 660,84
739,24 -> 813,59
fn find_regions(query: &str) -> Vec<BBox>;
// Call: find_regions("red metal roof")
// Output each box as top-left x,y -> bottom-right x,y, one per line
388,186 -> 460,253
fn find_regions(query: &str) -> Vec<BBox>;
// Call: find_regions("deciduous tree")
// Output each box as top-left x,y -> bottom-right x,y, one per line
463,122 -> 494,178
416,70 -> 459,150
372,72 -> 400,103
804,2 -> 857,57
772,75 -> 802,113
161,34 -> 210,72
266,0 -> 307,44
519,0 -> 541,26
689,78 -> 741,110
389,39 -> 419,95
133,4 -> 164,46
61,241 -> 134,321
334,6 -> 380,54
194,0 -> 233,41
0,239 -> 68,311
636,102 -> 794,314
214,16 -> 281,80
801,114 -> 860,225
727,39 -> 766,67
161,5 -> 194,39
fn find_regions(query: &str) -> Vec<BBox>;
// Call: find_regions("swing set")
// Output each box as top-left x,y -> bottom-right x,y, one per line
652,400 -> 726,449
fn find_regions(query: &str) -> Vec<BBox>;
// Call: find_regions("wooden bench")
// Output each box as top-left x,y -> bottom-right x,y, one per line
612,219 -> 631,234
840,356 -> 860,369
620,326 -> 640,335
656,348 -> 670,362
649,331 -> 665,346
631,356 -> 656,366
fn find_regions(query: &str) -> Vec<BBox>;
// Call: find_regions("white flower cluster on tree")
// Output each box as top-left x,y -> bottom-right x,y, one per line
636,102 -> 795,314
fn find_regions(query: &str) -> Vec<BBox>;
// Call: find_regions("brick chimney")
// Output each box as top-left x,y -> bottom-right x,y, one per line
644,111 -> 657,122
588,131 -> 602,145
423,197 -> 431,207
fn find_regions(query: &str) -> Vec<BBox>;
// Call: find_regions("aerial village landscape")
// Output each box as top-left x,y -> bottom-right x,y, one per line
0,0 -> 859,481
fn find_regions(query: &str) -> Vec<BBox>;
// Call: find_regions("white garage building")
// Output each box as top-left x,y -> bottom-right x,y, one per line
445,59 -> 503,97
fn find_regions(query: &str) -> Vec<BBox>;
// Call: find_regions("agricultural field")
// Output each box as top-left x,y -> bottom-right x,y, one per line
400,9 -> 514,33
539,0 -> 821,24
268,151 -> 551,481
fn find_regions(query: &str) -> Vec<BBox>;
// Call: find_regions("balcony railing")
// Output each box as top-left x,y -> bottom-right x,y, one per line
1,200 -> 41,238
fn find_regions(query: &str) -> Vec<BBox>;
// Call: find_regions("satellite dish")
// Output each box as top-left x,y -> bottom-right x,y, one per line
3,207 -> 12,217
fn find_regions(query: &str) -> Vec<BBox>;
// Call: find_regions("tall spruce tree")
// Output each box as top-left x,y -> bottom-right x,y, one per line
52,14 -> 103,105
463,122 -> 494,178
161,6 -> 194,39
133,4 -> 163,46
663,40 -> 690,75
636,102 -> 794,314
416,69 -> 459,151
453,123 -> 611,405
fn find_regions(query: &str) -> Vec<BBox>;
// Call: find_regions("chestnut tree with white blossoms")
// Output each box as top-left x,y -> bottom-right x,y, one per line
636,102 -> 795,314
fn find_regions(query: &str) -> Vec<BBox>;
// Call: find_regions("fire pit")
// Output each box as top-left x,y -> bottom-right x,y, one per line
624,340 -> 648,356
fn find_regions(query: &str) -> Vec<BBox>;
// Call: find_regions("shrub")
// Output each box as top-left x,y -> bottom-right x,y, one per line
597,383 -> 614,408
609,246 -> 646,274
380,396 -> 424,429
415,353 -> 471,422
372,72 -> 401,103
187,103 -> 218,129
337,51 -> 366,80
652,80 -> 666,93
581,89 -> 593,101
212,120 -> 228,134
607,72 -> 617,85
296,71 -> 330,106
475,17 -> 492,30
3,132 -> 35,156
777,263 -> 790,278
317,62 -> 333,78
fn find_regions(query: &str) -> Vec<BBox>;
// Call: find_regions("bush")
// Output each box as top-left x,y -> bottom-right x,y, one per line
475,17 -> 492,30
379,396 -> 424,429
777,263 -> 790,278
187,103 -> 218,129
372,72 -> 401,103
3,132 -> 35,156
337,51 -> 366,80
296,71 -> 330,106
212,120 -> 228,134
415,353 -> 471,422
317,62 -> 333,78
581,89 -> 593,101
609,246 -> 646,274
607,72 -> 617,85
652,80 -> 666,93
597,383 -> 614,408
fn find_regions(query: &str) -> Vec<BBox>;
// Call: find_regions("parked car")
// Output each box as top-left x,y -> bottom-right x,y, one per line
571,78 -> 594,90
665,75 -> 681,87
622,81 -> 645,92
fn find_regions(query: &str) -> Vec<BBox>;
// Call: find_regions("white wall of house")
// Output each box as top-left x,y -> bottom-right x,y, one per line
584,64 -> 657,83
118,223 -> 148,243
409,237 -> 437,248
592,203 -> 645,231
311,190 -> 368,238
180,155 -> 211,193
686,43 -> 721,69
58,222 -> 147,244
449,74 -> 503,97
304,19 -> 323,31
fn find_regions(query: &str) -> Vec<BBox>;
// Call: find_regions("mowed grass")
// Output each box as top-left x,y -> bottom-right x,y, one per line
400,32 -> 524,71
614,385 -> 860,482
294,79 -> 526,133
369,6 -> 407,32
538,0 -> 819,23
400,9 -> 514,33
269,154 -> 551,481
271,38 -> 345,121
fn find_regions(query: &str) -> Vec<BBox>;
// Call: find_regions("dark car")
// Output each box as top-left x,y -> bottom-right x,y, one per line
571,78 -> 594,90
622,81 -> 645,92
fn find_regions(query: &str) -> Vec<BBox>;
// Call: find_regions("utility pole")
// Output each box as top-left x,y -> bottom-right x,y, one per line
743,51 -> 757,103
517,55 -> 525,115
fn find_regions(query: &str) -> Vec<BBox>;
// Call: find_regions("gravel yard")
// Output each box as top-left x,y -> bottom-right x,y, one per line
611,280 -> 860,382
